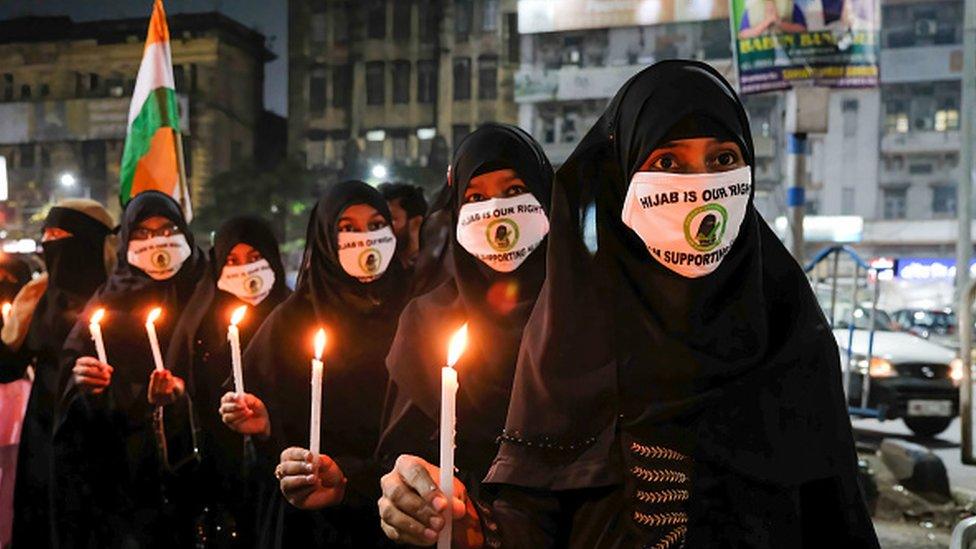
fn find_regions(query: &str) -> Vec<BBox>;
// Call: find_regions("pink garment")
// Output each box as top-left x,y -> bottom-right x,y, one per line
0,378 -> 32,548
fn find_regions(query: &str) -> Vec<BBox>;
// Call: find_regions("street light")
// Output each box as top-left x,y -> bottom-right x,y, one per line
59,173 -> 77,188
371,164 -> 388,180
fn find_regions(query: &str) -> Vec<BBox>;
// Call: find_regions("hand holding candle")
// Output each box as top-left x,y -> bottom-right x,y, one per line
309,328 -> 327,457
88,308 -> 108,364
228,306 -> 247,396
145,307 -> 165,372
439,323 -> 468,549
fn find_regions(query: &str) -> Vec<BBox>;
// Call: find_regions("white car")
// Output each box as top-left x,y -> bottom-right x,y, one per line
832,307 -> 962,437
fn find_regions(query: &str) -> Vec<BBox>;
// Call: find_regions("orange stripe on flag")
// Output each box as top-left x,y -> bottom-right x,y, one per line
145,0 -> 171,49
131,127 -> 179,197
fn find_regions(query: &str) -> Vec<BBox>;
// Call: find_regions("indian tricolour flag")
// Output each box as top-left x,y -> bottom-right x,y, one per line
119,0 -> 192,220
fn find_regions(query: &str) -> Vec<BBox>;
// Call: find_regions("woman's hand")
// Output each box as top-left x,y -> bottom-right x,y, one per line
147,369 -> 185,405
219,392 -> 270,438
378,454 -> 483,547
276,447 -> 347,510
72,356 -> 113,395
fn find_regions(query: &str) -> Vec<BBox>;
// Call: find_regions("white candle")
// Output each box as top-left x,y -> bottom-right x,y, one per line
309,328 -> 326,457
228,305 -> 247,396
439,323 -> 468,549
145,307 -> 165,372
89,308 -> 108,364
1,302 -> 11,325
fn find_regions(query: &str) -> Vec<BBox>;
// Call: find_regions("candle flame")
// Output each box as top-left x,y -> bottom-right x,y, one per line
2,302 -> 11,317
230,305 -> 247,326
447,323 -> 469,368
90,308 -> 105,324
146,307 -> 162,324
314,328 -> 327,360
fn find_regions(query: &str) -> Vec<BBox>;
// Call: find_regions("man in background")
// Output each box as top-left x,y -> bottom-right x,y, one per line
379,183 -> 427,270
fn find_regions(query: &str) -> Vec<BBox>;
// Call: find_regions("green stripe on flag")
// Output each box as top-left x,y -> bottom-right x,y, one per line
119,87 -> 181,206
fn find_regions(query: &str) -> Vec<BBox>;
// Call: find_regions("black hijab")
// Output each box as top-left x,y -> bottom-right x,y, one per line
0,253 -> 31,303
24,206 -> 112,353
498,60 -> 859,489
165,215 -> 289,395
243,180 -> 409,548
382,123 -> 553,478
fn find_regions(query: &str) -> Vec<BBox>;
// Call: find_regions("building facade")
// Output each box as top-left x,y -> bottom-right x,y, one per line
288,0 -> 519,188
0,13 -> 273,235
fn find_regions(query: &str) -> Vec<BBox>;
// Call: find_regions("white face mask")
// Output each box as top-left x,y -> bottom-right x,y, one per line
337,227 -> 397,283
456,193 -> 549,273
217,259 -> 276,306
620,166 -> 751,278
127,234 -> 192,280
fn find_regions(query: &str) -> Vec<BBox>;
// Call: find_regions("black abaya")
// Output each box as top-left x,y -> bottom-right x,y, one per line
492,61 -> 879,548
53,191 -> 206,549
242,180 -> 408,548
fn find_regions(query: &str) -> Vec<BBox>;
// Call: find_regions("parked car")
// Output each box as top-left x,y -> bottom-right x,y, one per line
833,306 -> 962,437
891,308 -> 965,350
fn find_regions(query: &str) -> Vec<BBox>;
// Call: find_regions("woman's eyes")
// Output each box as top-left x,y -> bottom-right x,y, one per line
650,154 -> 679,171
464,192 -> 488,204
503,184 -> 528,197
336,223 -> 355,233
367,219 -> 389,231
710,150 -> 741,169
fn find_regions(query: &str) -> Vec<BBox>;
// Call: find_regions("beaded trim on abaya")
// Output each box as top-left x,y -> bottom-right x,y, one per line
628,441 -> 689,549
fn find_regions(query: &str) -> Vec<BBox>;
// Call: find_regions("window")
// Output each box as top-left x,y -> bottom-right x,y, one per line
419,0 -> 439,43
334,7 -> 349,44
19,144 -> 34,168
935,98 -> 959,132
841,187 -> 855,215
478,55 -> 498,100
366,133 -> 384,159
20,84 -> 30,99
393,1 -> 412,41
842,99 -> 858,137
883,188 -> 908,220
174,65 -> 187,92
393,61 -> 411,104
366,61 -> 386,105
88,73 -> 99,93
417,60 -> 437,103
40,146 -> 50,168
368,0 -> 387,39
310,12 -> 327,45
2,74 -> 12,101
39,83 -> 50,97
455,0 -> 472,41
884,99 -> 909,134
333,65 -> 352,108
309,68 -> 328,114
481,0 -> 499,31
932,184 -> 956,215
505,13 -> 519,63
393,136 -> 408,160
453,57 -> 471,100
452,124 -> 471,147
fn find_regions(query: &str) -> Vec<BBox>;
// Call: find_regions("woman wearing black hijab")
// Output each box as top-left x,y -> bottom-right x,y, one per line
54,190 -> 207,549
1,200 -> 115,549
375,123 -> 554,546
489,60 -> 879,547
224,180 -> 407,548
163,215 -> 290,547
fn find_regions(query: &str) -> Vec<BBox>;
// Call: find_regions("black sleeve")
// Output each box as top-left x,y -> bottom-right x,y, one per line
0,340 -> 33,383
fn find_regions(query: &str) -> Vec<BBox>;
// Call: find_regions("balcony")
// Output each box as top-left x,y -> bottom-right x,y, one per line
880,130 -> 960,154
516,60 -> 732,104
880,45 -> 963,84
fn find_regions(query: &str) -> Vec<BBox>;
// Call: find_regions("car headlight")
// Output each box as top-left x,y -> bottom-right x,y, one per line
867,357 -> 896,378
950,357 -> 966,385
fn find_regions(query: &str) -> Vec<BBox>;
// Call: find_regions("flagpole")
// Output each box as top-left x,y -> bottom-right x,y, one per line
173,128 -> 192,220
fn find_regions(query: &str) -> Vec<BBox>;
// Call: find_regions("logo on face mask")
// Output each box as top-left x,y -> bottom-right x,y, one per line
487,219 -> 519,252
683,204 -> 727,252
359,249 -> 382,274
621,167 -> 752,279
152,250 -> 172,269
245,274 -> 264,295
456,193 -> 549,273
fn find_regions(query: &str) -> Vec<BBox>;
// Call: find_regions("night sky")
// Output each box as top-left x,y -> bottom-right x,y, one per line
0,0 -> 287,115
